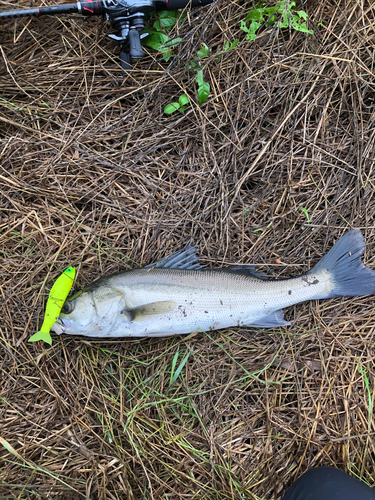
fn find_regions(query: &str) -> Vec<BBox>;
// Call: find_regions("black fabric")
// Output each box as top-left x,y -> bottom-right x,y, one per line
282,466 -> 375,500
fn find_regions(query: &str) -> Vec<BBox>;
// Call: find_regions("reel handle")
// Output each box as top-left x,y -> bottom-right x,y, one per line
128,29 -> 144,59
120,50 -> 132,70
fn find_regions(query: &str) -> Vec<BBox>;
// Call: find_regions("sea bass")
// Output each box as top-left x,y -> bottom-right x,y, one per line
51,230 -> 375,338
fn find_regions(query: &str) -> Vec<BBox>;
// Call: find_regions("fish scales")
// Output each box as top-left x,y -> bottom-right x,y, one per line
51,230 -> 375,338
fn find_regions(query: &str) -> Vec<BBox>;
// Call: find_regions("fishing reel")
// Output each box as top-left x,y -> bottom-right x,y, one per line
103,0 -> 155,70
0,0 -> 214,71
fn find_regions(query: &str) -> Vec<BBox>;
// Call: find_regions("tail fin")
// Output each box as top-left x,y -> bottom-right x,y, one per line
311,229 -> 375,298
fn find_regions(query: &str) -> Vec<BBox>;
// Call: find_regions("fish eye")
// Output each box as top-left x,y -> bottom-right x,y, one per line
62,301 -> 75,314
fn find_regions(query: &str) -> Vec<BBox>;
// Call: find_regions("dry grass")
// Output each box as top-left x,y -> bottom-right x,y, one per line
1,0 -> 375,498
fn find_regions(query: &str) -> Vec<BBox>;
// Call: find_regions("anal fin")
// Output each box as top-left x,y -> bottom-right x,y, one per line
247,309 -> 290,328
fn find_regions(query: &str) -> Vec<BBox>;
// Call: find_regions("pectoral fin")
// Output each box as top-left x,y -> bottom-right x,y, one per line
122,300 -> 176,322
247,309 -> 290,328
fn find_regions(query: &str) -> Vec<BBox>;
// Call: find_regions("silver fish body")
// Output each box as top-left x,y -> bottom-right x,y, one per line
51,230 -> 375,338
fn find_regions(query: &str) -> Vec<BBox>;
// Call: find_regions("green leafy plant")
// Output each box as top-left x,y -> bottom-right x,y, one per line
189,43 -> 211,106
169,348 -> 190,386
223,39 -> 239,51
240,1 -> 313,41
299,206 -> 310,225
164,94 -> 190,115
195,70 -> 210,105
164,43 -> 211,114
144,12 -> 211,111
196,43 -> 210,59
143,10 -> 186,62
215,38 -> 239,61
357,359 -> 372,428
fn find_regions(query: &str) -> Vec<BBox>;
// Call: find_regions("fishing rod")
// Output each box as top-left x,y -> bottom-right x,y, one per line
0,0 -> 214,71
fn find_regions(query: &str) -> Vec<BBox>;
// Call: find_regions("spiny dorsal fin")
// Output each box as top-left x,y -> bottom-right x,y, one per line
145,247 -> 268,278
145,246 -> 202,270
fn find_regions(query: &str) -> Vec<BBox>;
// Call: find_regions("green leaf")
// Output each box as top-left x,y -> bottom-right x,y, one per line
153,19 -> 162,31
198,81 -> 210,105
170,349 -> 179,384
290,15 -> 313,33
195,70 -> 204,86
240,19 -> 260,41
164,103 -> 180,114
178,94 -> 189,107
240,2 -> 313,39
162,49 -> 173,62
357,359 -> 372,426
171,351 -> 190,384
297,10 -> 308,20
248,21 -> 260,40
159,19 -> 177,30
152,11 -> 177,31
195,70 -> 210,105
298,206 -> 310,224
240,20 -> 250,33
197,43 -> 210,59
163,36 -> 182,48
152,10 -> 186,32
298,23 -> 313,34
224,39 -> 239,51
264,6 -> 278,15
0,437 -> 21,458
159,13 -> 178,30
143,32 -> 169,50
188,60 -> 199,71
246,8 -> 265,22
228,39 -> 239,50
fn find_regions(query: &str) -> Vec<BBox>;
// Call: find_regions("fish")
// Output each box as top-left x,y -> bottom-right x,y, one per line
51,229 -> 375,338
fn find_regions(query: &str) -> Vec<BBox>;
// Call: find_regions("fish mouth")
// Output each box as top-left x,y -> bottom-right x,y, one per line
51,318 -> 70,335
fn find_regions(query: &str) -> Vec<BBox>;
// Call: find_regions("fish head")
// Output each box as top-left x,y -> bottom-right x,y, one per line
51,282 -> 125,337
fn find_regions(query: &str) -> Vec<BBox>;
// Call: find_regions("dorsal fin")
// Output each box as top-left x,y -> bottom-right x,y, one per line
145,247 -> 268,278
225,266 -> 268,279
145,246 -> 202,270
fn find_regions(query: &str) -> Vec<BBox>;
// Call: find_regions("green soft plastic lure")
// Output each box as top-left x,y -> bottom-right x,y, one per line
29,267 -> 76,345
